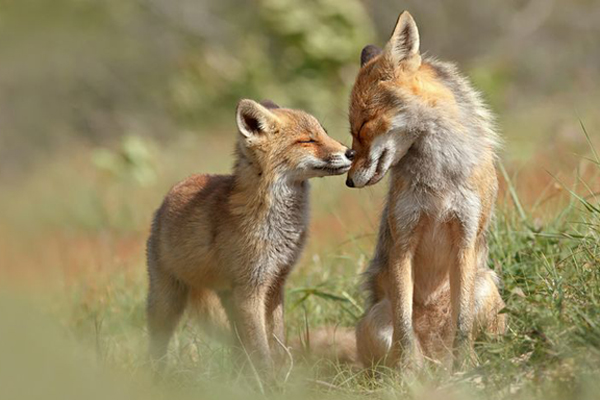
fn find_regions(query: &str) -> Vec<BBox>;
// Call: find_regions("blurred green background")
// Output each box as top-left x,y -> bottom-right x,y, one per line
1,0 -> 599,178
1,1 -> 600,399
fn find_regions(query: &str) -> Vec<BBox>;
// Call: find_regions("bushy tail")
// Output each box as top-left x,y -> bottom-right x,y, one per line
474,268 -> 507,335
288,325 -> 359,367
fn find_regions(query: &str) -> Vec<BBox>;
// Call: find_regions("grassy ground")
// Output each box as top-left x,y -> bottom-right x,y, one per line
1,126 -> 599,400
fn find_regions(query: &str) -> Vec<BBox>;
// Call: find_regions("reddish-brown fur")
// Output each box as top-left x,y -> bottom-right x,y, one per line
146,99 -> 352,375
346,12 -> 506,369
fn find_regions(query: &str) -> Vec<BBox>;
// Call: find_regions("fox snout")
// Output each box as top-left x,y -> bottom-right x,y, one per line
312,146 -> 354,176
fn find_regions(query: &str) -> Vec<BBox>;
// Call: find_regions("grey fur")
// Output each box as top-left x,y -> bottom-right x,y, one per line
350,13 -> 505,366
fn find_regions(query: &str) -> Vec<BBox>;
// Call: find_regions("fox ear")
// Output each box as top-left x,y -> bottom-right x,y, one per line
361,45 -> 382,67
236,99 -> 277,138
259,99 -> 280,110
387,11 -> 421,68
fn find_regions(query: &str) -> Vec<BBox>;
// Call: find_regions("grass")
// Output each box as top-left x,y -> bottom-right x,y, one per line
1,127 -> 599,400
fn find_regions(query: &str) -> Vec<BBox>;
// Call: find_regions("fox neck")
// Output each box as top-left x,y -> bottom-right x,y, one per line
230,144 -> 309,222
389,122 -> 479,194
389,113 -> 494,195
387,59 -> 498,194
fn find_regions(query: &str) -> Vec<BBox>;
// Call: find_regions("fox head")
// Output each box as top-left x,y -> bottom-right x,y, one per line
346,11 -> 457,188
235,99 -> 354,181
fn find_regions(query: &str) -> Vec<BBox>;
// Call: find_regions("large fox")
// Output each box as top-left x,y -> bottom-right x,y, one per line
146,99 -> 354,372
346,12 -> 506,368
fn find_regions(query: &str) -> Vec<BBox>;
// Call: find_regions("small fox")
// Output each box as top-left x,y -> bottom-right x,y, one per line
346,12 -> 506,368
146,99 -> 354,371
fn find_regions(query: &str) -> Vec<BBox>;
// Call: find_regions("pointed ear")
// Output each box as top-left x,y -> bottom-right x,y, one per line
387,11 -> 421,68
361,45 -> 382,67
236,99 -> 278,138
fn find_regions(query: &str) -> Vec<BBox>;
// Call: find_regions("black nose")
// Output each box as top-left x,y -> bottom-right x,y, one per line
346,178 -> 355,188
345,149 -> 356,160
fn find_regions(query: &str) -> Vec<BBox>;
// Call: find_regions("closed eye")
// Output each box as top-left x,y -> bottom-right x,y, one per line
297,139 -> 316,144
355,120 -> 367,143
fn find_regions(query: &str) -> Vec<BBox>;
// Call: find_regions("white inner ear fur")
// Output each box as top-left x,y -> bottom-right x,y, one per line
387,12 -> 420,64
236,102 -> 275,138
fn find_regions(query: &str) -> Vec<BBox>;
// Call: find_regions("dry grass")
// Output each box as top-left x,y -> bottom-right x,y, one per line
1,126 -> 599,400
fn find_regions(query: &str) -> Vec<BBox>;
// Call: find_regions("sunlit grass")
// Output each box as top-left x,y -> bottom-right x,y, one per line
1,128 -> 599,400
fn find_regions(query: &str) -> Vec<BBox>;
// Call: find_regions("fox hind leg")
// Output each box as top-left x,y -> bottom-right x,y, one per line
147,269 -> 189,366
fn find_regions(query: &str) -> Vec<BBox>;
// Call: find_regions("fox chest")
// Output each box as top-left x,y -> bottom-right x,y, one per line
241,211 -> 309,280
412,218 -> 455,303
389,186 -> 481,303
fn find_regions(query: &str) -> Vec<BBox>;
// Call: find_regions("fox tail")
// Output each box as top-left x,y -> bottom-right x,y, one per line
288,325 -> 359,367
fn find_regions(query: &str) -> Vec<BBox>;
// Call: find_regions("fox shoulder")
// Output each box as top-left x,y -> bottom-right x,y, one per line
160,174 -> 233,220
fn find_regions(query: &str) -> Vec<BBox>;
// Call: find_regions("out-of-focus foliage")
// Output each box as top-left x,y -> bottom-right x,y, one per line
170,0 -> 374,124
1,0 -> 599,179
0,0 -> 373,177
2,0 -> 598,178
92,135 -> 157,187
1,2 -> 600,398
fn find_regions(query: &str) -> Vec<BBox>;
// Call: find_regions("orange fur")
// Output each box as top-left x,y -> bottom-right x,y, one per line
348,11 -> 506,369
146,99 -> 352,374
